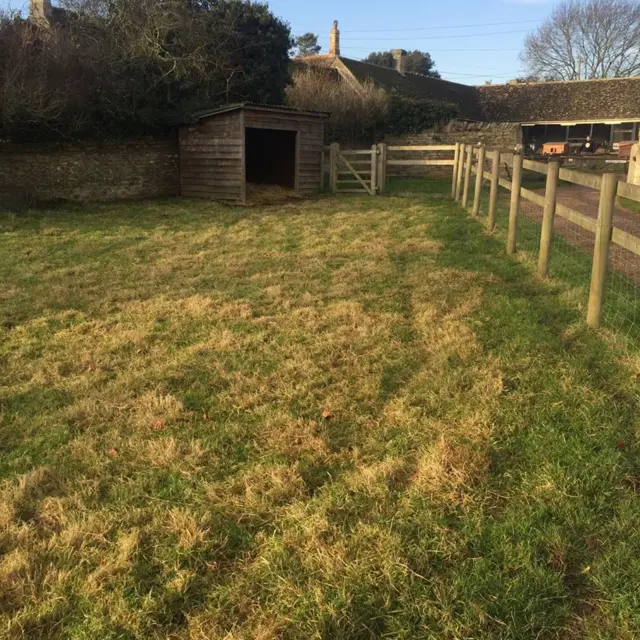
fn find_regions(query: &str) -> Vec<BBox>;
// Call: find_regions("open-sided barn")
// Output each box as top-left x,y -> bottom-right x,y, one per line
179,103 -> 328,202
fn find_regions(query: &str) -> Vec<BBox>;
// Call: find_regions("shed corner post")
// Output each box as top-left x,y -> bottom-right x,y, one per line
294,129 -> 301,194
239,108 -> 247,203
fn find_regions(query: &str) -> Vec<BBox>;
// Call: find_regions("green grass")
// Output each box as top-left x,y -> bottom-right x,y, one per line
2,191 -> 640,638
619,197 -> 640,214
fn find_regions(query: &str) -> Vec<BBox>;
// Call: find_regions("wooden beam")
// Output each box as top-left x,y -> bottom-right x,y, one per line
371,145 -> 378,195
338,153 -> 373,195
387,145 -> 456,151
472,145 -> 486,217
330,143 -> 339,194
587,173 -> 617,328
507,153 -> 523,255
378,143 -> 388,195
538,161 -> 560,278
386,159 -> 456,166
451,143 -> 460,199
455,145 -> 465,202
487,150 -> 500,232
462,145 -> 474,209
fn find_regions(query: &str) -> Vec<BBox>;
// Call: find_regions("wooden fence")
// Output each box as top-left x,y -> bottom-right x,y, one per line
453,142 -> 640,332
322,143 -> 457,195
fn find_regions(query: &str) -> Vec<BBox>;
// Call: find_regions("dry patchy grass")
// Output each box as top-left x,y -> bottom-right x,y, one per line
1,193 -> 640,638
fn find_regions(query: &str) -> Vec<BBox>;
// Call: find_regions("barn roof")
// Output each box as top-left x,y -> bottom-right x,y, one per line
189,102 -> 330,122
478,77 -> 640,123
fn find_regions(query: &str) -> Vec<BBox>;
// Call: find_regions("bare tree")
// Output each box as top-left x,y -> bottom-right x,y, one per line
521,0 -> 640,80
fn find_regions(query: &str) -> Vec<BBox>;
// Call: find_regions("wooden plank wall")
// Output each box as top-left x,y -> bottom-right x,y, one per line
179,111 -> 243,201
243,111 -> 324,196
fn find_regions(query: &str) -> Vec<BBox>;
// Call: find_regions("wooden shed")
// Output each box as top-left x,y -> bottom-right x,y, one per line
179,103 -> 328,202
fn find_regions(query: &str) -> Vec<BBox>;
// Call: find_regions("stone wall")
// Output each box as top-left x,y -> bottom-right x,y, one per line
384,120 -> 522,179
0,138 -> 180,208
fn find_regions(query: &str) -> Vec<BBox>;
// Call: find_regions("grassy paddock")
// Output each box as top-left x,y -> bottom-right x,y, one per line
2,193 -> 640,638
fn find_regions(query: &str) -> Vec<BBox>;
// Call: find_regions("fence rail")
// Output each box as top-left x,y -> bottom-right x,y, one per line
454,142 -> 640,345
322,143 -> 457,194
320,140 -> 640,345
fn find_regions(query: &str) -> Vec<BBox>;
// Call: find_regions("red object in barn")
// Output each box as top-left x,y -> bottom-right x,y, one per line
617,142 -> 634,158
541,142 -> 569,156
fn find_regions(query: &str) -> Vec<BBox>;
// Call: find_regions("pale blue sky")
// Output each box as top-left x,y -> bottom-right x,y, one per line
6,0 -> 557,84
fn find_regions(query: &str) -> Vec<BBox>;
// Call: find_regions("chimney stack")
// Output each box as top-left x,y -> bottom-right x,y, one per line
329,20 -> 340,56
29,0 -> 53,26
391,49 -> 407,75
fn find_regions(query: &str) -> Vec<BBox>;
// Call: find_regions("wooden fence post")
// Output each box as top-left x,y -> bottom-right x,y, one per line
462,145 -> 473,209
537,160 -> 560,278
330,143 -> 339,194
455,144 -> 465,201
371,144 -> 379,195
378,143 -> 387,194
472,145 -> 486,217
587,173 -> 617,328
451,143 -> 460,199
506,152 -> 523,255
487,149 -> 500,231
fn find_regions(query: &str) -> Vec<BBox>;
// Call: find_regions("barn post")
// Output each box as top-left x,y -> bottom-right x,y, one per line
506,152 -> 523,255
537,160 -> 560,278
320,148 -> 326,192
462,145 -> 473,209
472,144 -> 486,217
587,173 -> 617,328
487,149 -> 500,231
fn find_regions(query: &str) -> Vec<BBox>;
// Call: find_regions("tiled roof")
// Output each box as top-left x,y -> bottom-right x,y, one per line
296,55 -> 640,124
478,77 -> 640,123
338,58 -> 484,121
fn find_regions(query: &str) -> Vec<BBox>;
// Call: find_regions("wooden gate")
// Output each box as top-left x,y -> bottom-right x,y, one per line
328,144 -> 381,195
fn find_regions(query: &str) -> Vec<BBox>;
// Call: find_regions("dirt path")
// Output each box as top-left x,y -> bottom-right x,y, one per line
528,184 -> 640,285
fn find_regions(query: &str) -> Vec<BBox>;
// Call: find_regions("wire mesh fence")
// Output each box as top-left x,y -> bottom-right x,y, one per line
516,194 -> 544,260
547,215 -> 595,311
452,147 -> 640,348
604,242 -> 640,345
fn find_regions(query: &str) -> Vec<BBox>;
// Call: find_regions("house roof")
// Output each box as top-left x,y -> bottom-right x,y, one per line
299,55 -> 484,121
478,76 -> 640,123
296,54 -> 640,125
338,58 -> 484,120
189,102 -> 330,122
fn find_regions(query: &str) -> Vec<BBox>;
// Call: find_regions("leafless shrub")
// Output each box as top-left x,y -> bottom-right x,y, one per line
286,67 -> 390,144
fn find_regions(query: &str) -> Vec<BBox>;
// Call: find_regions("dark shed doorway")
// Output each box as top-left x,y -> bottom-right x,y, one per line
245,128 -> 297,189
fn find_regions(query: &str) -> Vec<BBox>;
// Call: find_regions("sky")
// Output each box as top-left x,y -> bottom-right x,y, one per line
7,0 -> 557,85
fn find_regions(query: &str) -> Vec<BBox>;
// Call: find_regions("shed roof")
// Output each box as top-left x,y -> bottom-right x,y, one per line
189,102 -> 329,123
